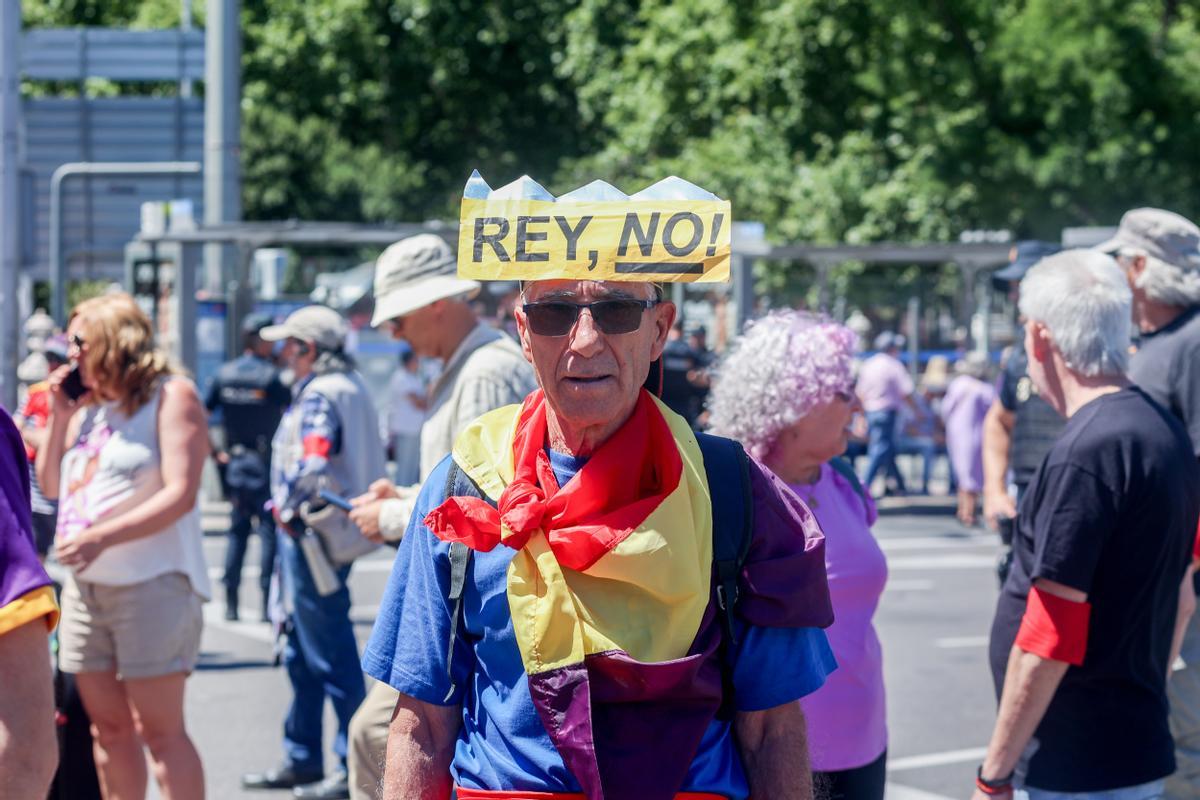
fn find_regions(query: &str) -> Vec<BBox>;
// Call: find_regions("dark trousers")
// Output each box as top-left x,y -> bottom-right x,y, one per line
279,530 -> 365,772
224,485 -> 276,602
814,750 -> 887,800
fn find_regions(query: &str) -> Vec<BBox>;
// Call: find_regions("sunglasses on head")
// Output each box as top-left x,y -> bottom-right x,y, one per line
522,299 -> 659,337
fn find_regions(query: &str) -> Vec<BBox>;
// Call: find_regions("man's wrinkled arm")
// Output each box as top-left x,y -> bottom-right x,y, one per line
382,693 -> 460,800
0,619 -> 57,798
735,702 -> 812,800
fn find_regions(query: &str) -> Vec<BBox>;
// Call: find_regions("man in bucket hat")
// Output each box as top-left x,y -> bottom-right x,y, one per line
361,172 -> 835,799
1097,208 -> 1200,800
345,234 -> 535,800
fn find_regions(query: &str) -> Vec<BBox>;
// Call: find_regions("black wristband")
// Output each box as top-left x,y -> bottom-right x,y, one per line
976,765 -> 1014,792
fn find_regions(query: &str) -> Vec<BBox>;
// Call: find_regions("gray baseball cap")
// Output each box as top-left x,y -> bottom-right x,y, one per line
258,305 -> 347,350
371,234 -> 480,326
1095,207 -> 1200,271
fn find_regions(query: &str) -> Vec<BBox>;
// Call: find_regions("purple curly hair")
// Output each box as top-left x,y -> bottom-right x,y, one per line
707,310 -> 858,461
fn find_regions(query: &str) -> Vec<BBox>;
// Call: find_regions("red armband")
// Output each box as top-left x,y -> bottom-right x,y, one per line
301,434 -> 332,459
1192,516 -> 1200,562
1015,586 -> 1091,666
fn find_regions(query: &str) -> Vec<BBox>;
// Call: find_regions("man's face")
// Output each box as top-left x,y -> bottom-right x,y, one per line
386,302 -> 440,358
280,337 -> 317,377
515,280 -> 674,431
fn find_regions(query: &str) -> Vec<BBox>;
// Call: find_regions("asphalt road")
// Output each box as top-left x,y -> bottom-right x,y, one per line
156,496 -> 1003,800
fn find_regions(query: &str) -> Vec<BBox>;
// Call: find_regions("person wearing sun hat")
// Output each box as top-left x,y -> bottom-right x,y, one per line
361,171 -> 835,799
1096,207 -> 1200,800
344,233 -> 536,800
242,304 -> 387,800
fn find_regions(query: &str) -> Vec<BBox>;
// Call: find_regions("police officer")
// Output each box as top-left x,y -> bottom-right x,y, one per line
206,313 -> 291,621
982,241 -> 1065,582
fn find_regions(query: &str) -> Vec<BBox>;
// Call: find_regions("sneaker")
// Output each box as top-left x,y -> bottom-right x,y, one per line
241,763 -> 323,790
293,769 -> 349,800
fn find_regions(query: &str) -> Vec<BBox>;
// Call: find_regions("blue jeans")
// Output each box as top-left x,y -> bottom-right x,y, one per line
1018,779 -> 1165,800
278,530 -> 366,773
862,410 -> 906,494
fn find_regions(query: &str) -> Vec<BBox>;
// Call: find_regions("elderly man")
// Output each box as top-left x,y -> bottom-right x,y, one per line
345,234 -> 536,800
0,406 -> 59,797
242,306 -> 387,800
362,174 -> 835,800
976,250 -> 1199,800
1095,207 -> 1200,800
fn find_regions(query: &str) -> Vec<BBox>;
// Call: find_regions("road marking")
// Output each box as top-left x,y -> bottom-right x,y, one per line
884,579 -> 935,592
885,784 -> 958,800
888,746 -> 988,772
206,558 -> 395,582
879,536 -> 999,552
935,635 -> 990,649
202,605 -> 276,645
887,554 -> 998,571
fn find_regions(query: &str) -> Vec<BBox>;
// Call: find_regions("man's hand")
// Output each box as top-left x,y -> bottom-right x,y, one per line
971,786 -> 1013,800
983,486 -> 1017,531
359,478 -> 401,502
214,450 -> 231,466
54,529 -> 107,572
350,499 -> 389,543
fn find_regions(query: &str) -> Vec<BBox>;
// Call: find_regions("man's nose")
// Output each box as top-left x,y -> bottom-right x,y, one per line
568,308 -> 605,356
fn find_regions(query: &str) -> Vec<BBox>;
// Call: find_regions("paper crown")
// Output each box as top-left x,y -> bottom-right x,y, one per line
458,171 -> 732,283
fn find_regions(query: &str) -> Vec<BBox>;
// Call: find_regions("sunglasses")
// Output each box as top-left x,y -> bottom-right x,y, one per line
522,299 -> 659,337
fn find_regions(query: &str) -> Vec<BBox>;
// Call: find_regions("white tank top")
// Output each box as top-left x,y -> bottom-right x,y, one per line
57,378 -> 212,599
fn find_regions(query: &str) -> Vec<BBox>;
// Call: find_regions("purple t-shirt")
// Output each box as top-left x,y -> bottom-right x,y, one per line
794,464 -> 888,771
856,353 -> 914,414
941,375 -> 996,493
0,406 -> 57,637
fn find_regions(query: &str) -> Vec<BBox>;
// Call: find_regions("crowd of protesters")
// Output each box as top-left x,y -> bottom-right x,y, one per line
2,201 -> 1200,800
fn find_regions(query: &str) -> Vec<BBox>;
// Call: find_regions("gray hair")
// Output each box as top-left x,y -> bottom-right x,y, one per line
1018,249 -> 1131,377
1119,246 -> 1200,307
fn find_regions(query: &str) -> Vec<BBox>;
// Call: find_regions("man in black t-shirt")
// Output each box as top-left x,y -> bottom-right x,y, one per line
976,250 -> 1199,800
1097,207 -> 1200,800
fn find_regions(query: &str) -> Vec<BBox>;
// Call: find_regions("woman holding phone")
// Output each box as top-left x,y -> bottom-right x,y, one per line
37,292 -> 211,800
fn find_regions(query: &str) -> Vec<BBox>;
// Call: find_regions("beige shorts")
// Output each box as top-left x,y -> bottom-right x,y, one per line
58,571 -> 203,680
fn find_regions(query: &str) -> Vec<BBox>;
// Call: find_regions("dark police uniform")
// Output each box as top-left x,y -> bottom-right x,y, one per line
995,348 -> 1065,581
206,350 -> 291,618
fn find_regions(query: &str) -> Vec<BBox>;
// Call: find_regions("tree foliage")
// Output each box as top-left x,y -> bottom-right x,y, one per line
21,0 -> 1200,270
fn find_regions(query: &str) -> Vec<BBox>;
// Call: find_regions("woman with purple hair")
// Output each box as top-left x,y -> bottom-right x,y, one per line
708,310 -> 888,800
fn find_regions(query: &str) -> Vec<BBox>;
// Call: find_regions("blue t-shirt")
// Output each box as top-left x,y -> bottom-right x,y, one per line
363,450 -> 836,797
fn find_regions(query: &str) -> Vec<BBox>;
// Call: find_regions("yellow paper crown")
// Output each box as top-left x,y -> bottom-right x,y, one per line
458,171 -> 731,283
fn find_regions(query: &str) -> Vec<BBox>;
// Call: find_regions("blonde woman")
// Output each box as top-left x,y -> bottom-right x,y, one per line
37,292 -> 210,800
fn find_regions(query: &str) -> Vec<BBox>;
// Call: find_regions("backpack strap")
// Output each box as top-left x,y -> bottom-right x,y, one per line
828,455 -> 866,501
695,432 -> 753,719
440,460 -> 491,703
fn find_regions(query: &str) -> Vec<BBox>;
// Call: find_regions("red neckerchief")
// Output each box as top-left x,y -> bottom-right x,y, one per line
424,389 -> 682,572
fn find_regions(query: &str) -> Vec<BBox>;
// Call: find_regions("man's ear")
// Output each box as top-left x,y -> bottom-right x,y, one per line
513,305 -> 535,364
1030,322 -> 1053,363
649,301 -> 677,361
1127,254 -> 1148,281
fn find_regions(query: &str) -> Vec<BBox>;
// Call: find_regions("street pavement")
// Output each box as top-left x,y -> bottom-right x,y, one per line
159,494 -> 1003,800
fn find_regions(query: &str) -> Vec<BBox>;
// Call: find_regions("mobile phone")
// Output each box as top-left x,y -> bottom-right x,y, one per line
60,365 -> 87,402
318,489 -> 354,512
